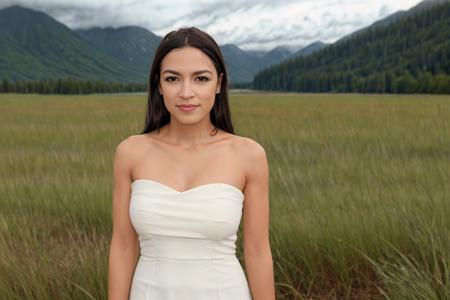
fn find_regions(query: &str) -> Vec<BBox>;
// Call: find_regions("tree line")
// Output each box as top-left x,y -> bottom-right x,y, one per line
0,78 -> 147,94
0,77 -> 254,94
253,2 -> 450,94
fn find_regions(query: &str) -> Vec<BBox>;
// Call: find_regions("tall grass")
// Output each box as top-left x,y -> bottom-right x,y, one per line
0,92 -> 449,299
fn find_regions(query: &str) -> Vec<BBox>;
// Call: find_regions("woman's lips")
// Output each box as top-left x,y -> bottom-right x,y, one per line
177,104 -> 199,112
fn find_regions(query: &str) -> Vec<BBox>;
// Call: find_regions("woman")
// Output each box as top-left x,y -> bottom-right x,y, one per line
108,26 -> 275,300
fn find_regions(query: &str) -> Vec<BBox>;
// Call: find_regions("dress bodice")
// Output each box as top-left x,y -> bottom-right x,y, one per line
129,179 -> 245,260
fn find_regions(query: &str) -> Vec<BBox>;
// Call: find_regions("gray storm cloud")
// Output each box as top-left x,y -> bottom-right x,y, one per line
0,0 -> 422,51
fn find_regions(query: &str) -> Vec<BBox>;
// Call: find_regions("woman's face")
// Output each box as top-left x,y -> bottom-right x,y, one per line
158,46 -> 223,124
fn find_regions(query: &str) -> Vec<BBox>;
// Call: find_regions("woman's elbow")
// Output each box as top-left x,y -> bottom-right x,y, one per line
110,231 -> 139,255
244,239 -> 272,258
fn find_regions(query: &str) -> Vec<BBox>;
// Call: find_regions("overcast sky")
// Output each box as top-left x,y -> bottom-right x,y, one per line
1,0 -> 423,51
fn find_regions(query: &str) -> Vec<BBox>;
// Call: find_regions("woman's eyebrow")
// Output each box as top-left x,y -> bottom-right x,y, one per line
161,69 -> 213,75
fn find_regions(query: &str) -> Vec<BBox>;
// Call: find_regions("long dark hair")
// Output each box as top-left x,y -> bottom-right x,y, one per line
140,26 -> 234,135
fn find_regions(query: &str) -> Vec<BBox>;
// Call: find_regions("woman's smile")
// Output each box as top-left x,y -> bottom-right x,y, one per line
176,104 -> 200,112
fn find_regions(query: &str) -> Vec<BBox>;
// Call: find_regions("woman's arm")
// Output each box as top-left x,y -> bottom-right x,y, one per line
242,139 -> 276,300
108,139 -> 139,300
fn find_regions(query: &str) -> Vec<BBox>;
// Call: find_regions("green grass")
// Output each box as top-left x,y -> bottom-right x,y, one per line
0,92 -> 449,299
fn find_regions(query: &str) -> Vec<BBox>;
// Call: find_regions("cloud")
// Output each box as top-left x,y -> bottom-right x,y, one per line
0,0 -> 423,51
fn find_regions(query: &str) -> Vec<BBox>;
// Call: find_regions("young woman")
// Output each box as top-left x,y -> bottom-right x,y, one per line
108,26 -> 275,300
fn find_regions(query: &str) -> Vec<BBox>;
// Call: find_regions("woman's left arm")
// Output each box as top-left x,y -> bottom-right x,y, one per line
242,139 -> 276,300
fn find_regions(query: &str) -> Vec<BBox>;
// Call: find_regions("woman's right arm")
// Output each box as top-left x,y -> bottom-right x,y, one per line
108,138 -> 139,300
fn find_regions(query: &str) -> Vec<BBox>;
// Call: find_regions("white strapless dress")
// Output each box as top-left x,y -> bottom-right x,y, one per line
129,179 -> 253,300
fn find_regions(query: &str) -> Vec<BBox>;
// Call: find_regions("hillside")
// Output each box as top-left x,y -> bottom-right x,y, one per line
75,26 -> 161,76
290,41 -> 328,58
253,2 -> 450,93
340,0 -> 450,42
1,4 -> 380,87
0,5 -> 146,83
74,27 -> 325,84
220,42 -> 326,83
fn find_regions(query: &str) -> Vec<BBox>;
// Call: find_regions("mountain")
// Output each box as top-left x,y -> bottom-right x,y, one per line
253,1 -> 450,94
245,49 -> 268,58
75,26 -> 161,76
73,25 -> 292,84
0,5 -> 146,83
220,43 -> 324,83
339,0 -> 450,42
74,26 -> 282,84
219,43 -> 266,83
0,5 -> 344,85
263,45 -> 293,62
74,25 -> 324,84
290,41 -> 328,58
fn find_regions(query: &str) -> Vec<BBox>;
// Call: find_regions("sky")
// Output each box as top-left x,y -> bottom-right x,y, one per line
0,0 -> 423,51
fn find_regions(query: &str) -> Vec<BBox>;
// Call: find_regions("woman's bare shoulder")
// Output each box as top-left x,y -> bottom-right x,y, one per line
234,135 -> 266,157
115,134 -> 153,157
116,134 -> 140,149
233,135 -> 268,189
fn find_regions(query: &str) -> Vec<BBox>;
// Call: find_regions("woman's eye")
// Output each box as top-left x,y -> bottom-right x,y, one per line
165,76 -> 177,82
197,76 -> 210,82
164,76 -> 210,82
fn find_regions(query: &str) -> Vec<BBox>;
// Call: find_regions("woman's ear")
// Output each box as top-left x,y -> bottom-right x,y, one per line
216,73 -> 223,94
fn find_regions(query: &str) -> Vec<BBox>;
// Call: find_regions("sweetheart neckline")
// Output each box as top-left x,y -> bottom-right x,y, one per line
131,179 -> 245,197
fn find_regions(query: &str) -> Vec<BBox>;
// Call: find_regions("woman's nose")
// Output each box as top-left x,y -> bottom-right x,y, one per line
179,81 -> 195,98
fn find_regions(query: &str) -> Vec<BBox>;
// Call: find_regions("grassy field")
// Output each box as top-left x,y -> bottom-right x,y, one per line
0,92 -> 449,299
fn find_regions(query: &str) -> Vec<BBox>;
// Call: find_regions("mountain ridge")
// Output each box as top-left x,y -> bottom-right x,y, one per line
0,4 -> 146,83
253,1 -> 450,94
1,2 -> 432,86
